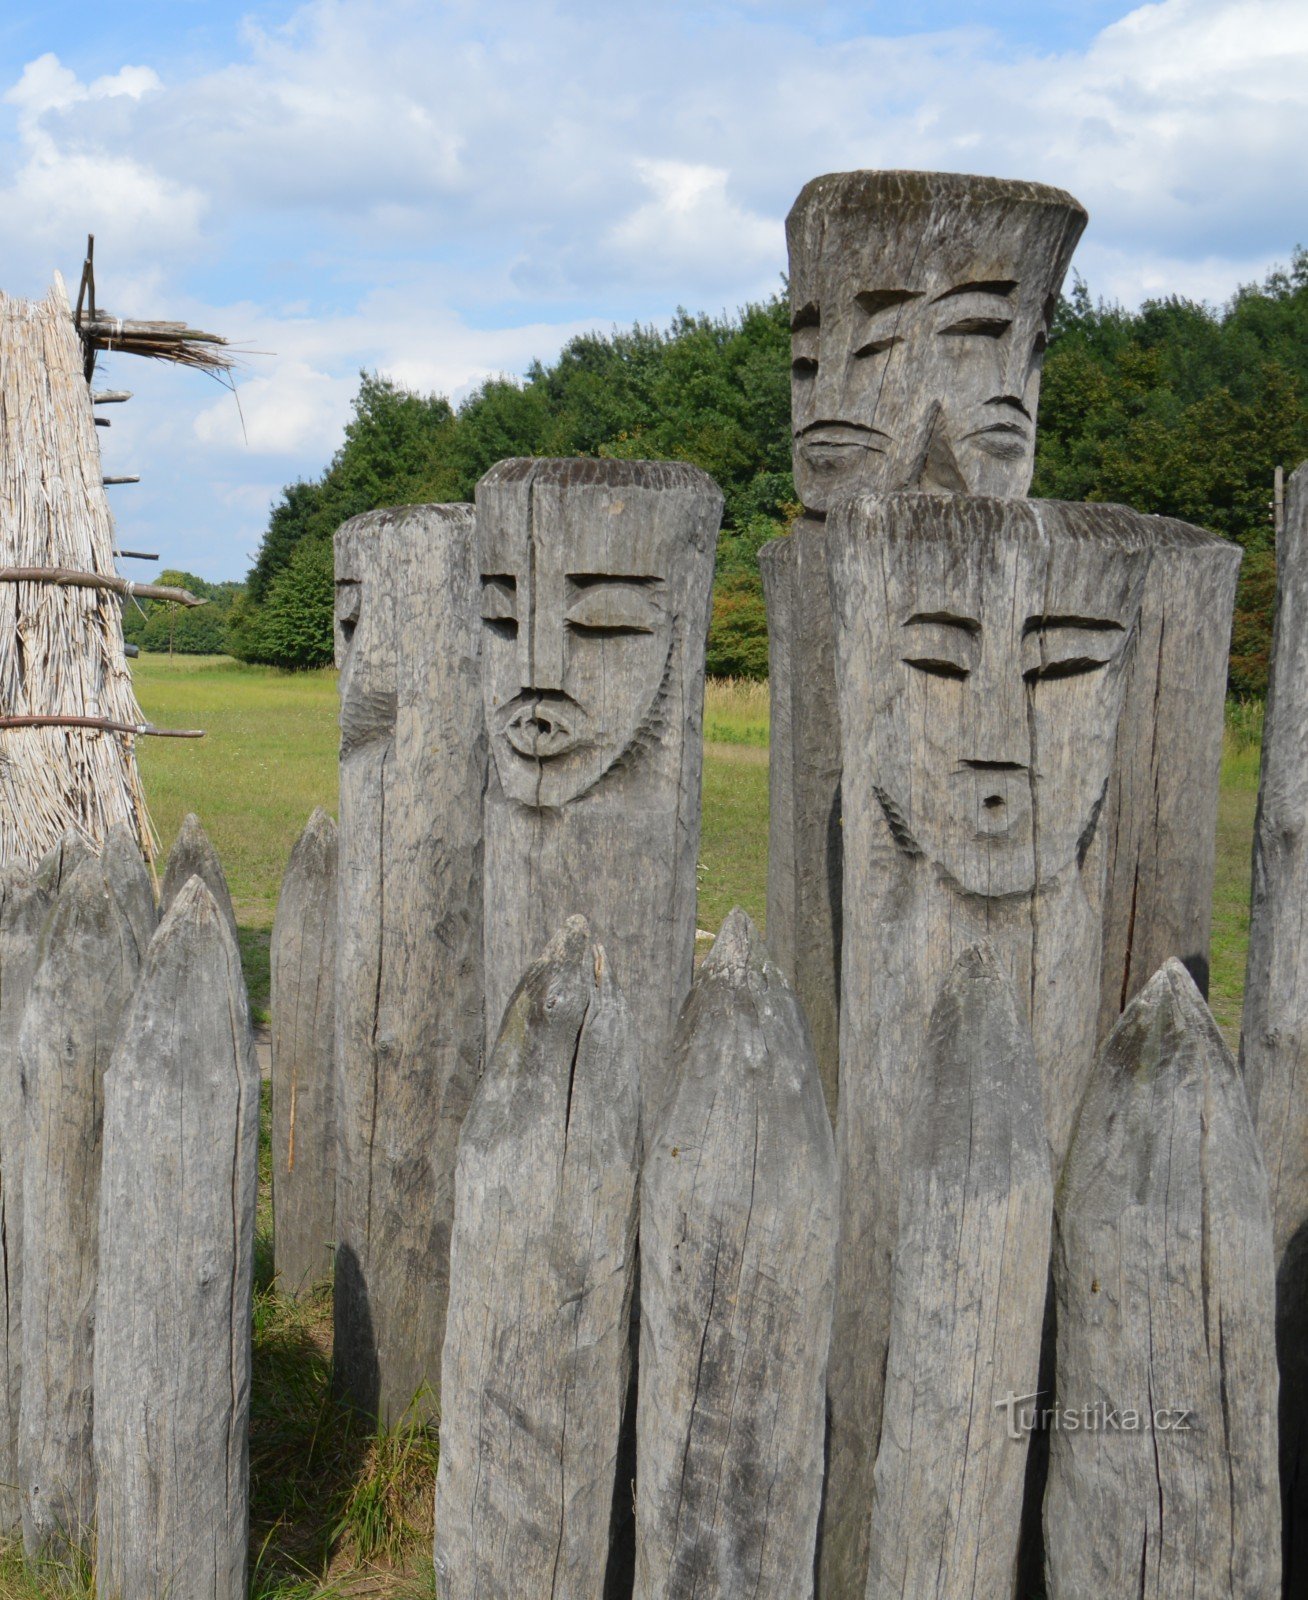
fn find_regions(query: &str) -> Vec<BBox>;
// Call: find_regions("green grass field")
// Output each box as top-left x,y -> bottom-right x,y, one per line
0,657 -> 1261,1598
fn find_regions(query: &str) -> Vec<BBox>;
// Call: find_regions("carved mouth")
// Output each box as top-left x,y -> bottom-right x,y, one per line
796,422 -> 890,468
500,695 -> 587,761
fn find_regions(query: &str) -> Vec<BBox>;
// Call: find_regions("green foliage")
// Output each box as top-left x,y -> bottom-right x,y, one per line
232,255 -> 1307,683
1034,250 -> 1308,689
121,569 -> 242,656
236,539 -> 336,670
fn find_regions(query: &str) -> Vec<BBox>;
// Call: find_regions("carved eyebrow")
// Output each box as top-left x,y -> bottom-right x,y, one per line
903,610 -> 981,635
791,301 -> 820,332
854,289 -> 924,317
1022,615 -> 1124,636
932,279 -> 1019,304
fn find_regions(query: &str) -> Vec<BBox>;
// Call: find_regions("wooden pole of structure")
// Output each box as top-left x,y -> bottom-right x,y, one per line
0,832 -> 90,1534
865,943 -> 1051,1600
1241,458 -> 1308,1588
1046,960 -> 1280,1596
333,503 -> 485,1424
0,567 -> 206,606
94,877 -> 258,1600
434,917 -> 639,1600
635,909 -> 837,1599
476,458 -> 720,1136
822,494 -> 1219,1591
17,857 -> 140,1560
271,808 -> 338,1299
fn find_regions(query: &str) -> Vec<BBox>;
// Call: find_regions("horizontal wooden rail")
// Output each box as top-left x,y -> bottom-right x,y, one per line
0,715 -> 204,739
0,567 -> 205,607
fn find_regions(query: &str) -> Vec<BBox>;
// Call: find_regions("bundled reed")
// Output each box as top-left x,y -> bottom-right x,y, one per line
0,275 -> 156,868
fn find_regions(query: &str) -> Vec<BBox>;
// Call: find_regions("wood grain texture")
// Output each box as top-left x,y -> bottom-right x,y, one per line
1241,459 -> 1308,1593
101,818 -> 156,957
433,916 -> 639,1600
158,811 -> 239,947
477,458 -> 720,1137
94,876 -> 259,1600
1096,534 -> 1241,1032
0,832 -> 88,1534
760,518 -> 841,1123
17,856 -> 139,1559
865,943 -> 1051,1600
785,171 -> 1085,511
635,908 -> 837,1600
333,503 -> 485,1423
271,807 -> 337,1299
823,493 -> 1209,1597
1045,960 -> 1280,1599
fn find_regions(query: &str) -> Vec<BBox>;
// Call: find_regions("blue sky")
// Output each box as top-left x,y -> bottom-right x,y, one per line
0,0 -> 1302,581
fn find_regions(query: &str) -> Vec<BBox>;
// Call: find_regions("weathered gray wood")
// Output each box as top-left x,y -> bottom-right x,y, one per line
477,458 -> 720,1136
433,916 -> 639,1600
786,171 -> 1086,512
760,518 -> 841,1120
0,832 -> 86,1534
1241,459 -> 1308,1592
865,942 -> 1050,1600
271,807 -> 337,1298
635,908 -> 837,1599
333,503 -> 485,1423
158,811 -> 239,946
1096,535 -> 1241,1032
769,169 -> 1238,1141
101,817 -> 156,956
770,172 -> 1083,1142
94,876 -> 258,1600
17,856 -> 140,1559
1045,960 -> 1280,1598
824,494 -> 1216,1595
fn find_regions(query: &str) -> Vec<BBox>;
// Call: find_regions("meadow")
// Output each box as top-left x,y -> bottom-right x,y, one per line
0,656 -> 1260,1597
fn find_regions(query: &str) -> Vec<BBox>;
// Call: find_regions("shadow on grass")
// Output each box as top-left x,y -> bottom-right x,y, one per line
248,1279 -> 439,1598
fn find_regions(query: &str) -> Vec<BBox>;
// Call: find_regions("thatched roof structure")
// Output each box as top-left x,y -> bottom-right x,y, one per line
0,275 -> 178,868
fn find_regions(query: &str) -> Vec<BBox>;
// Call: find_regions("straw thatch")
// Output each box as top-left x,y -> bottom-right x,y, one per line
0,275 -> 155,869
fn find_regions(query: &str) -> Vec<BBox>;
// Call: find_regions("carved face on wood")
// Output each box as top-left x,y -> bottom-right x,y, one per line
477,463 -> 717,809
787,172 -> 1086,514
851,506 -> 1146,898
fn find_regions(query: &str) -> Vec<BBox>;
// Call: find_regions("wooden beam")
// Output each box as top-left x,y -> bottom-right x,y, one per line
0,716 -> 203,739
0,568 -> 204,607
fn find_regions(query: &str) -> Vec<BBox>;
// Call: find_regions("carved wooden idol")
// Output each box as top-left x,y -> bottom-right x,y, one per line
332,504 -> 485,1424
767,167 -> 1240,1127
822,491 -> 1222,1598
765,170 -> 1087,1116
476,459 -> 720,1131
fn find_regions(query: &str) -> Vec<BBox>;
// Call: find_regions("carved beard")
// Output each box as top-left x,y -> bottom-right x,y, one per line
872,776 -> 1110,900
502,627 -> 677,811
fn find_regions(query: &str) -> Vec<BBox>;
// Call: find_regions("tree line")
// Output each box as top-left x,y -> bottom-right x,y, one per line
139,249 -> 1307,694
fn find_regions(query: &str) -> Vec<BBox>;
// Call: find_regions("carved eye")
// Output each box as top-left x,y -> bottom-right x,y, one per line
903,655 -> 970,681
335,581 -> 361,642
939,316 -> 1012,339
567,582 -> 660,638
900,615 -> 978,681
852,335 -> 901,360
1022,621 -> 1124,683
792,356 -> 818,379
480,576 -> 518,639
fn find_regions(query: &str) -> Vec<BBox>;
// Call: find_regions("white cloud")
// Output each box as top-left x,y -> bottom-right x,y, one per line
604,160 -> 780,290
0,0 -> 1303,579
193,361 -> 352,456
